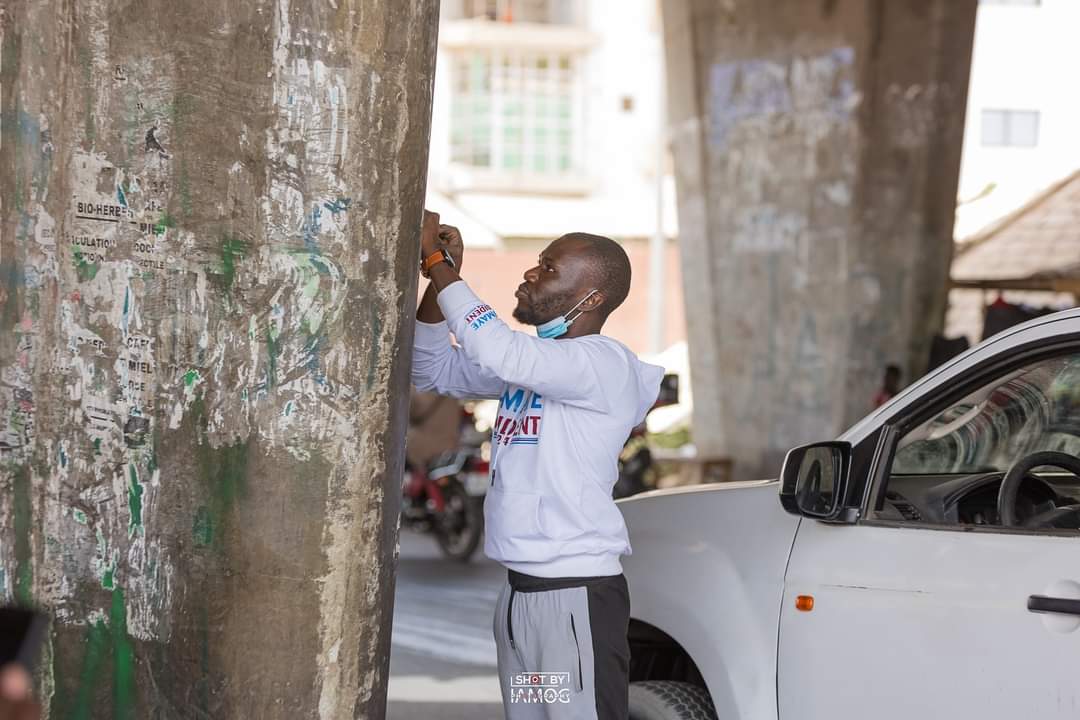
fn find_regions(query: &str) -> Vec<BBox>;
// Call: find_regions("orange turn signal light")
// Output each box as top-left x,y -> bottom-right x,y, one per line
795,595 -> 815,612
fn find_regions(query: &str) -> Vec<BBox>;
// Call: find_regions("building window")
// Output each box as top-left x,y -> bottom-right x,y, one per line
981,109 -> 1040,147
450,50 -> 579,176
454,0 -> 581,25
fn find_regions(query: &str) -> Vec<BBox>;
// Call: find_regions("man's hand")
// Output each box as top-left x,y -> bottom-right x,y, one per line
0,665 -> 40,720
437,224 -> 464,272
417,208 -> 463,295
420,210 -> 442,260
420,210 -> 466,277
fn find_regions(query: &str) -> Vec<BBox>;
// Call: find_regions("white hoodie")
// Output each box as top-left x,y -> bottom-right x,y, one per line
411,281 -> 664,578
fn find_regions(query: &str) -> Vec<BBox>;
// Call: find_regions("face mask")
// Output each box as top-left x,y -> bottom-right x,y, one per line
535,289 -> 598,339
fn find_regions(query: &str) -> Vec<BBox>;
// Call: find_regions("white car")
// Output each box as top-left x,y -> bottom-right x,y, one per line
620,308 -> 1080,720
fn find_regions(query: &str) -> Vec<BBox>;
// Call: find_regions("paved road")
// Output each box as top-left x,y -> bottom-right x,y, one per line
388,530 -> 505,720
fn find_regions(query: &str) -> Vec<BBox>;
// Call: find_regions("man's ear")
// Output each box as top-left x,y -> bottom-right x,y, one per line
583,290 -> 605,312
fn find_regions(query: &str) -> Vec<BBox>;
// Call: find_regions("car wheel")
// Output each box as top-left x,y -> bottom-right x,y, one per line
629,681 -> 718,720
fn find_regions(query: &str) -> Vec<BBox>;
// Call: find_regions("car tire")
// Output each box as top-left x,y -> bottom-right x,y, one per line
629,681 -> 718,720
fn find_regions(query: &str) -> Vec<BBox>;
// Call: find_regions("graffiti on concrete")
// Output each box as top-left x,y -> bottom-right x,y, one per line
0,0 -> 438,715
2,5 -> 384,718
708,47 -> 857,152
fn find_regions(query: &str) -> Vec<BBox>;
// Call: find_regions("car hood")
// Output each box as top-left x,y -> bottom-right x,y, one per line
617,478 -> 779,506
618,478 -> 800,719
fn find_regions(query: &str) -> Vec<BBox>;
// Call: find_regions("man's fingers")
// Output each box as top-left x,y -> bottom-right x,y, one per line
437,224 -> 462,243
0,666 -> 30,701
436,224 -> 463,263
421,210 -> 440,243
420,210 -> 443,263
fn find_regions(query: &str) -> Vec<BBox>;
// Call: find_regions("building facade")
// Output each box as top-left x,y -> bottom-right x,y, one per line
955,0 -> 1080,239
946,0 -> 1080,342
425,0 -> 684,355
422,0 -> 1080,421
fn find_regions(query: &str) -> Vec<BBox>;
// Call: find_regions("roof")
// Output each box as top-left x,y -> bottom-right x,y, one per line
952,168 -> 1080,287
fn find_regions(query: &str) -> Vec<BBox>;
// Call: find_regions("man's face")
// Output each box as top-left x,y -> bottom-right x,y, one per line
513,237 -> 594,326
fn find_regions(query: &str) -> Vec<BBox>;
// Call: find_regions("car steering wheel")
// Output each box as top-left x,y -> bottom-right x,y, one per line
1021,504 -> 1080,529
997,451 -> 1080,527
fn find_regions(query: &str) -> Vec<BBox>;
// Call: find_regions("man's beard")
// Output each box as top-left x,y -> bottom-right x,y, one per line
513,289 -> 577,326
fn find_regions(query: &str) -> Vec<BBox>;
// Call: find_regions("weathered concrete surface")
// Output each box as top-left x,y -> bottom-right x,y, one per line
663,0 -> 976,479
0,1 -> 438,717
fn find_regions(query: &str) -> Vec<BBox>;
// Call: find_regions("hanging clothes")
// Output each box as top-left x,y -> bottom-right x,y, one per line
981,297 -> 1059,341
928,334 -> 971,372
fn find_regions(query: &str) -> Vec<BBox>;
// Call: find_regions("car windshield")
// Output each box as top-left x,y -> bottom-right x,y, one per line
893,354 -> 1080,474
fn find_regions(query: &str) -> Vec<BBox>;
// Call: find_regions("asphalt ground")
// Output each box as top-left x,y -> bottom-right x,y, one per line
388,529 -> 505,720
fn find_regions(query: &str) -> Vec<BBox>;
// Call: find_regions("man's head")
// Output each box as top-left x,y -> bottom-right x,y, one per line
512,233 -> 631,334
884,364 -> 902,393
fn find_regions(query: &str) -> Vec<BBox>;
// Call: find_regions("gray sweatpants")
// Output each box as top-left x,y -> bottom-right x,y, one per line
493,571 -> 631,720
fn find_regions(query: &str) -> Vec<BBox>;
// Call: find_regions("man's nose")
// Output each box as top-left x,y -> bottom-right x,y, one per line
523,266 -> 539,282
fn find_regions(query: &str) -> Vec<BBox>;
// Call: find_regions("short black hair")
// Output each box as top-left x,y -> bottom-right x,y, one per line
561,232 -> 632,317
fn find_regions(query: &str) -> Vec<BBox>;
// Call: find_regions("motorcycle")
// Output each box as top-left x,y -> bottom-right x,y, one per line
613,373 -> 680,499
401,417 -> 489,562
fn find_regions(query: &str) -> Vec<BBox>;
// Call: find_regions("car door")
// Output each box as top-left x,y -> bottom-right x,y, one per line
777,347 -> 1080,719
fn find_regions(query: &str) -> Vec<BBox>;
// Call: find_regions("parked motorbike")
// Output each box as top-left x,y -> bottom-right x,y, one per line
613,373 -> 680,499
401,419 -> 489,562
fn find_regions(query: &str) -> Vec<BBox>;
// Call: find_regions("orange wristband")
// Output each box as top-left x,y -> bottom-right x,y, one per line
421,249 -> 455,276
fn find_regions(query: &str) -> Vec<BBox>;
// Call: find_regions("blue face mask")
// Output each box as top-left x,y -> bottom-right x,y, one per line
535,289 -> 598,339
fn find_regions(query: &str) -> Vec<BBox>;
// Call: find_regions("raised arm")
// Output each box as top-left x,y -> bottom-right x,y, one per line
433,281 -> 619,411
411,212 -> 504,399
411,319 -> 505,399
417,211 -> 619,410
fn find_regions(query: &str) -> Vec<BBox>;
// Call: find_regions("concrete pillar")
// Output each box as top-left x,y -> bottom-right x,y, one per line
662,0 -> 976,479
0,1 -> 438,717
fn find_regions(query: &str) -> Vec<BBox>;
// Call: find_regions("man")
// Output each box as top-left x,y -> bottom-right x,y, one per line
411,211 -> 662,719
873,364 -> 902,409
405,389 -> 463,471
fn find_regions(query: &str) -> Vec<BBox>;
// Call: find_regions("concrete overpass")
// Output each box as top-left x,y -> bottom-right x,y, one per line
0,0 -> 975,716
664,0 -> 976,479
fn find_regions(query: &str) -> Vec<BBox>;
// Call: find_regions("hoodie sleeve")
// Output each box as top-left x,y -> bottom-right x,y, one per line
634,362 -> 666,425
411,319 -> 506,400
436,280 -> 618,412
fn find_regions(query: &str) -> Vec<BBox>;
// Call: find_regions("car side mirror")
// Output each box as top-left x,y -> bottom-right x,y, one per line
779,441 -> 852,521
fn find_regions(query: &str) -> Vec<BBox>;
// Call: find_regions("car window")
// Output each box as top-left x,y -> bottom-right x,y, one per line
894,356 -> 1080,473
875,352 -> 1080,532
